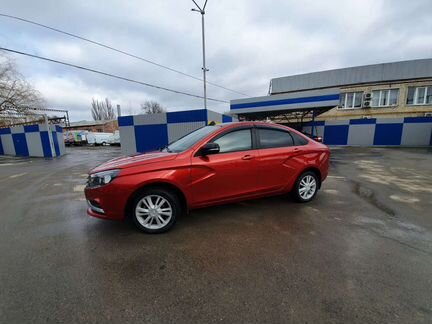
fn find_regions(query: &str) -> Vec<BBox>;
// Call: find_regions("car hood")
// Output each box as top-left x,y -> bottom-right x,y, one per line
90,151 -> 177,173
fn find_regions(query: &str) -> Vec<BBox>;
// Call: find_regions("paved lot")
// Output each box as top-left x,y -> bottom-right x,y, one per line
0,146 -> 431,323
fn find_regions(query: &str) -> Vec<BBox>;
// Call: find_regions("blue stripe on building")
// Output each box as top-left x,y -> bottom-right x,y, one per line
349,118 -> 376,125
167,109 -> 207,123
24,125 -> 40,132
373,124 -> 403,145
52,132 -> 60,156
222,115 -> 233,123
52,132 -> 60,155
230,94 -> 340,110
40,131 -> 52,157
0,137 -> 3,155
118,116 -> 134,126
135,124 -> 168,153
323,125 -> 349,145
0,128 -> 11,135
404,116 -> 432,123
12,133 -> 29,157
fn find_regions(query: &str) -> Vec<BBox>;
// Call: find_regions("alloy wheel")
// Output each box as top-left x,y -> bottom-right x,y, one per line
135,195 -> 173,230
298,175 -> 317,200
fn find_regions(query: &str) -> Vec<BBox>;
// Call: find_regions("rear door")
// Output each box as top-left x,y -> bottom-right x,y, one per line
255,127 -> 305,192
190,127 -> 259,206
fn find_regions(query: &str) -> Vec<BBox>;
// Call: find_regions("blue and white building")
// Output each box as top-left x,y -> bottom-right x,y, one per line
0,123 -> 65,158
118,109 -> 235,155
230,59 -> 432,146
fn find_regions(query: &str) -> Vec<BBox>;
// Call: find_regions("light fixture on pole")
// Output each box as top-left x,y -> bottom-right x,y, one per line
191,0 -> 209,109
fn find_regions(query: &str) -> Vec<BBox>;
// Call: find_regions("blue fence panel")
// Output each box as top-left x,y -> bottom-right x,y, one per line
52,132 -> 60,156
135,124 -> 168,153
118,116 -> 134,126
349,118 -> 376,125
404,116 -> 432,123
24,125 -> 40,132
167,110 -> 207,123
323,125 -> 349,145
40,131 -> 52,157
373,124 -> 403,145
222,115 -> 233,123
12,133 -> 29,157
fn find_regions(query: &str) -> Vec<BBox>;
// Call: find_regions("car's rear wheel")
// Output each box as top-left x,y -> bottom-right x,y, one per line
132,188 -> 180,233
293,171 -> 319,203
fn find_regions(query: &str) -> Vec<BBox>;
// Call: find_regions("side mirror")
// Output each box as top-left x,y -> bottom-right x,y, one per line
199,142 -> 220,156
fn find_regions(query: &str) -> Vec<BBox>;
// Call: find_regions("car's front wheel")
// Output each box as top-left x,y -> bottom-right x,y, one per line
131,188 -> 180,233
293,171 -> 319,203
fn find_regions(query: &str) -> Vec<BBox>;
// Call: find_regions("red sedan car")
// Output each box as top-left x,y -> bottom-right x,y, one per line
85,122 -> 330,233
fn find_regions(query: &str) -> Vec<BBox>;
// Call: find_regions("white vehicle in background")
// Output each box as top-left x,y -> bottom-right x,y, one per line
87,132 -> 113,146
107,131 -> 121,146
63,130 -> 88,146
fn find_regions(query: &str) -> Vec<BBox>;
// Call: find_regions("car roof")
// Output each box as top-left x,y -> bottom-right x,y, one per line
219,121 -> 280,127
218,122 -> 292,132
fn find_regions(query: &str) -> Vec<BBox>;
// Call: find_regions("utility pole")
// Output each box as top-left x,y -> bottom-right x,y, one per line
191,0 -> 209,109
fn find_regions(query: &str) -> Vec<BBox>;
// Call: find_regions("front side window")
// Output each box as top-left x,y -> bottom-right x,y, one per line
165,126 -> 218,153
407,86 -> 432,105
339,91 -> 364,109
258,128 -> 294,149
213,129 -> 252,153
371,89 -> 399,107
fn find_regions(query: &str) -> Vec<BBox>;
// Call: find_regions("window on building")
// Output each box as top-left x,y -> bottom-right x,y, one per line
371,89 -> 399,107
406,86 -> 432,105
339,92 -> 363,109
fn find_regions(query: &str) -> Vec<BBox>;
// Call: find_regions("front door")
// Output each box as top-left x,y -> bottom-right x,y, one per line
190,128 -> 258,206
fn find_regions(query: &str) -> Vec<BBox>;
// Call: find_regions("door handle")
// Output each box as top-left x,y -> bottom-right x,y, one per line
242,154 -> 255,160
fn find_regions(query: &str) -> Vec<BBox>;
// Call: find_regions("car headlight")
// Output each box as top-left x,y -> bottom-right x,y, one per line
87,169 -> 120,188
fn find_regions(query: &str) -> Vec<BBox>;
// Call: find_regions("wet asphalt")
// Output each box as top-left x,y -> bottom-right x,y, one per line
0,146 -> 431,323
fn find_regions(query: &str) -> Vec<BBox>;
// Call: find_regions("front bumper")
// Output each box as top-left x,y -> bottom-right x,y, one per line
84,184 -> 131,221
87,199 -> 105,215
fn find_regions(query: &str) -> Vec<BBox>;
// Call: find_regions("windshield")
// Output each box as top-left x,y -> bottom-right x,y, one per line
162,126 -> 219,153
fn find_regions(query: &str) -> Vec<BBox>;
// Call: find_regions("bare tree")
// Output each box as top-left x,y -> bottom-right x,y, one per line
0,55 -> 44,114
91,98 -> 116,120
140,100 -> 166,114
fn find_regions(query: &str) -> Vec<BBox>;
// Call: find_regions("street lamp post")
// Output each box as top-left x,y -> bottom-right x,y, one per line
191,0 -> 209,109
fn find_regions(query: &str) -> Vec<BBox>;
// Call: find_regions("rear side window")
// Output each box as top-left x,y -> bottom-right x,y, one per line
213,129 -> 252,153
291,132 -> 309,146
258,128 -> 294,149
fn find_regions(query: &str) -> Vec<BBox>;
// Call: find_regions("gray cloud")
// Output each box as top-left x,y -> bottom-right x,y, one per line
0,0 -> 431,121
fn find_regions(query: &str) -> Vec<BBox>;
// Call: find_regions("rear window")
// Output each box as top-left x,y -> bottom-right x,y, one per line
291,132 -> 309,146
258,128 -> 294,148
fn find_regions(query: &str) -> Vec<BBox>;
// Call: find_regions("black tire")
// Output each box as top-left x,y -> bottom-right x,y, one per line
293,171 -> 319,203
131,188 -> 180,234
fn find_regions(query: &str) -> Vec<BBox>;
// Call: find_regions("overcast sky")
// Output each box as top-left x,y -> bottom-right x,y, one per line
1,0 -> 431,121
